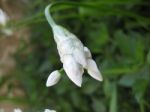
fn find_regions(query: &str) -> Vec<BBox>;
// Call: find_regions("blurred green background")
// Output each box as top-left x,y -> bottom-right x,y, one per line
0,0 -> 150,112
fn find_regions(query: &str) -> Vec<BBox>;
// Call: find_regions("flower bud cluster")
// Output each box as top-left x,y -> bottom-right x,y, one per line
46,25 -> 103,87
45,4 -> 103,87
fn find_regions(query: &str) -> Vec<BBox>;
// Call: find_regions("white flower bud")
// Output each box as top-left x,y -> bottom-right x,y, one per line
45,5 -> 103,87
0,9 -> 8,26
46,70 -> 61,87
13,108 -> 22,112
63,55 -> 83,87
87,59 -> 103,81
44,109 -> 56,112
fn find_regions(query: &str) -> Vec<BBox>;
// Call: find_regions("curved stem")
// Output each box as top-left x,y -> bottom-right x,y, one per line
44,1 -> 100,28
45,4 -> 56,27
45,1 -> 150,31
13,1 -> 149,29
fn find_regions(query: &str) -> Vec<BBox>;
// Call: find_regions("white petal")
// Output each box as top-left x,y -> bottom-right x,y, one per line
63,55 -> 83,87
73,48 -> 87,68
0,9 -> 8,26
84,47 -> 92,58
44,109 -> 56,112
46,70 -> 61,87
13,108 -> 22,112
57,39 -> 74,57
57,47 -> 63,63
87,59 -> 103,81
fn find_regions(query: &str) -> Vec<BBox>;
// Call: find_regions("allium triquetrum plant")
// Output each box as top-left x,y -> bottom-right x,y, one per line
45,4 -> 103,87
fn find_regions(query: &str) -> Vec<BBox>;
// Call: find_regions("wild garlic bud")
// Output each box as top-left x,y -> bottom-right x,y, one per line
63,55 -> 84,87
13,108 -> 22,112
53,25 -> 87,67
0,9 -> 13,36
45,4 -> 103,87
46,70 -> 61,87
83,47 -> 103,81
44,109 -> 56,112
0,9 -> 8,26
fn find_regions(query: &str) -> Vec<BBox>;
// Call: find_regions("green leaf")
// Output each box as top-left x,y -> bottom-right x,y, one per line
118,74 -> 136,87
129,32 -> 144,63
92,98 -> 106,112
132,79 -> 148,103
59,99 -> 73,112
147,50 -> 150,65
114,31 -> 144,63
86,23 -> 109,53
82,79 -> 100,94
70,91 -> 81,108
103,79 -> 112,98
114,30 -> 133,56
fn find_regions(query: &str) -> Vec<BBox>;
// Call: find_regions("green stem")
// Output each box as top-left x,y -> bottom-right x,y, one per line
44,1 -> 100,28
140,101 -> 145,112
144,100 -> 150,109
44,1 -> 149,32
109,83 -> 117,112
45,4 -> 56,27
11,1 -> 150,29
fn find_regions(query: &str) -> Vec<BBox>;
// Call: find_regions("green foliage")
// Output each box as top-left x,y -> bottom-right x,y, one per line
1,0 -> 150,112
